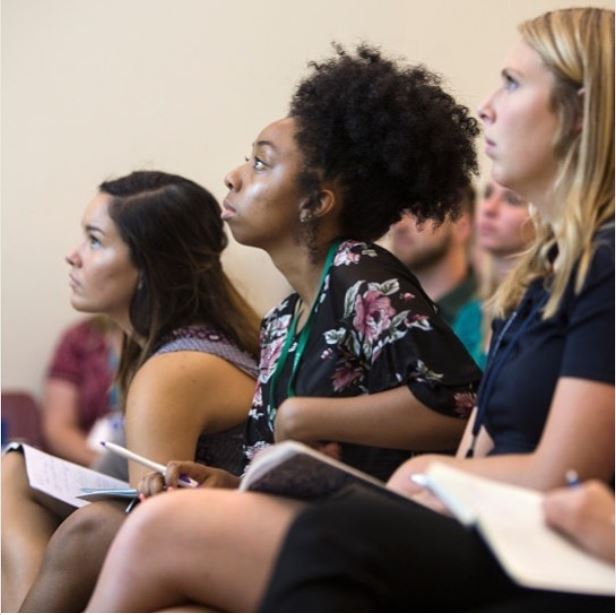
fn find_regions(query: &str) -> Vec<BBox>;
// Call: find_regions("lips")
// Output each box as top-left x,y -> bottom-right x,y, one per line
477,222 -> 498,237
484,137 -> 496,154
68,273 -> 80,289
221,199 -> 237,221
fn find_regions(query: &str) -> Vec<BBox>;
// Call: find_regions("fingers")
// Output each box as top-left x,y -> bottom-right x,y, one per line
313,442 -> 342,460
543,482 -> 615,563
164,461 -> 207,488
138,471 -> 166,498
543,481 -> 614,534
139,461 -> 237,495
543,483 -> 593,532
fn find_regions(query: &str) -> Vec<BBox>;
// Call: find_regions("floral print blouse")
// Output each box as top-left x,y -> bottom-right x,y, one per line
244,240 -> 482,480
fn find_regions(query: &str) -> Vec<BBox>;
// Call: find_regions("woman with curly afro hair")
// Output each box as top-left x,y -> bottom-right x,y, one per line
85,45 -> 482,612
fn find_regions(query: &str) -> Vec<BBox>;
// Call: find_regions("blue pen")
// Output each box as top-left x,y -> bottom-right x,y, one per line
565,469 -> 581,487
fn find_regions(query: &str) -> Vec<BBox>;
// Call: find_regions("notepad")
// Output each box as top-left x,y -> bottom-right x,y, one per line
4,442 -> 130,512
424,463 -> 615,596
239,440 -> 388,499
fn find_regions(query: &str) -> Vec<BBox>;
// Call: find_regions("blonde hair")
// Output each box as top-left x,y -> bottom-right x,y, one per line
491,7 -> 614,319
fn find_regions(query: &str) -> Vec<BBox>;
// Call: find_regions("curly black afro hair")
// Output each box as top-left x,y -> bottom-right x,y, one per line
290,43 -> 479,242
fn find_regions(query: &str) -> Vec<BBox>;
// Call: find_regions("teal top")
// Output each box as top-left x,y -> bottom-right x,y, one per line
452,298 -> 487,369
437,268 -> 477,325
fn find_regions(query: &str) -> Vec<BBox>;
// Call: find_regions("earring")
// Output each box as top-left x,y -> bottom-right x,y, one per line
299,210 -> 314,223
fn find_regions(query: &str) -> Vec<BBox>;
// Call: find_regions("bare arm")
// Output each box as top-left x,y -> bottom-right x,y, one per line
388,378 -> 614,496
274,385 -> 466,451
42,379 -> 100,467
454,406 -> 494,458
124,351 -> 254,486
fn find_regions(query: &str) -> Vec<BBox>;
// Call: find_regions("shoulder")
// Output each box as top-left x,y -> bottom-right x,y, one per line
331,240 -> 405,274
128,350 -> 241,410
156,324 -> 228,351
326,240 -> 433,310
329,240 -> 418,286
135,350 -> 228,388
589,226 -> 615,276
156,325 -> 256,369
570,226 -> 615,302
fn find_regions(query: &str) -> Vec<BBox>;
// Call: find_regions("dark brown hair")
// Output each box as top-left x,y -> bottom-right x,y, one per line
100,170 -> 260,405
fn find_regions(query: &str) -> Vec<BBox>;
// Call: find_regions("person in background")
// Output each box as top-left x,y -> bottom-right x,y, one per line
389,185 -> 479,361
42,316 -> 122,468
1,171 -> 260,612
453,180 -> 534,367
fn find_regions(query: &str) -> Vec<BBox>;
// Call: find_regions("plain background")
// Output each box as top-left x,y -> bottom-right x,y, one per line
2,0 -> 612,395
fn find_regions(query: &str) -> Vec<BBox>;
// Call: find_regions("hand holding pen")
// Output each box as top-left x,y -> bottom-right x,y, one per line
101,441 -> 241,497
138,460 -> 240,497
100,441 -> 199,489
543,479 -> 615,564
149,460 -> 241,495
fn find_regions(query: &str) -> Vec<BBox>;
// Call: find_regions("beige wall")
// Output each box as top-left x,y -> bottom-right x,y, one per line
2,0 -> 611,395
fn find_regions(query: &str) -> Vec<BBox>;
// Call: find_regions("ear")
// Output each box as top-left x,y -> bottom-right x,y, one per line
452,211 -> 473,245
298,185 -> 338,223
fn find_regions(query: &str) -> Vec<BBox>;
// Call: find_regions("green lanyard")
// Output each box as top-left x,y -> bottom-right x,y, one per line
267,240 -> 341,424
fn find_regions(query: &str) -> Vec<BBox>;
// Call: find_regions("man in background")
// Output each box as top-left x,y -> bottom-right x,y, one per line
389,185 -> 478,360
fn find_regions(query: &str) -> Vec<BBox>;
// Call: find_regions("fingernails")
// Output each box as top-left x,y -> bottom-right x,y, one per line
139,493 -> 145,502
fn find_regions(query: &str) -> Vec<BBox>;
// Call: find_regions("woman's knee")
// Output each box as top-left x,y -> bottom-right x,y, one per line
110,494 -> 179,555
44,502 -> 125,567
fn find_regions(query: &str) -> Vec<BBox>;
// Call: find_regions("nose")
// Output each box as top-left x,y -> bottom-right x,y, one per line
65,246 -> 81,267
477,92 -> 496,125
480,194 -> 500,218
224,165 -> 242,192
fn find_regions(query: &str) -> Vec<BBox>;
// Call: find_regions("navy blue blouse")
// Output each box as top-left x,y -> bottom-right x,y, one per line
482,226 -> 614,455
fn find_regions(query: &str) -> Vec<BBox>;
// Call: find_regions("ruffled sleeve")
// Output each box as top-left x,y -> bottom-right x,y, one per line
327,241 -> 482,419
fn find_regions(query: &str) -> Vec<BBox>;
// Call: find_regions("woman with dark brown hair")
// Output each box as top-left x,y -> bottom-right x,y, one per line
1,170 -> 260,612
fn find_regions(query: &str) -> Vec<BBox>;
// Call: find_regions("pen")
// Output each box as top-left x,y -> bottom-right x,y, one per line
100,441 -> 199,488
565,469 -> 581,487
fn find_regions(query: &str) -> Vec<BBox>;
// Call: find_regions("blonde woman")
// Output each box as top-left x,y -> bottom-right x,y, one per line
455,180 -> 534,367
87,9 -> 613,612
258,7 -> 615,611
